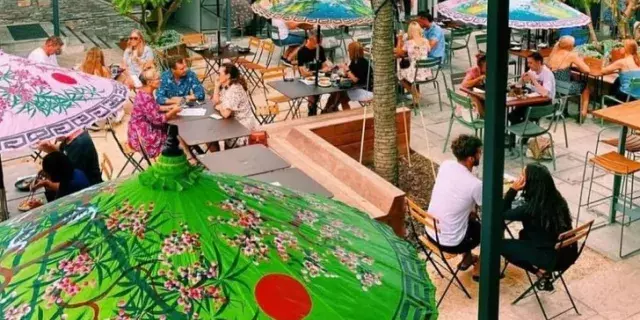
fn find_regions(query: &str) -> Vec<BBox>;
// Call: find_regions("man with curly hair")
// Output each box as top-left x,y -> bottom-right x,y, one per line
427,134 -> 483,278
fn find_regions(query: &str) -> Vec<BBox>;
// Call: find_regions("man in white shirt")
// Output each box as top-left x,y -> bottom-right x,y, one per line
427,134 -> 483,273
27,36 -> 63,66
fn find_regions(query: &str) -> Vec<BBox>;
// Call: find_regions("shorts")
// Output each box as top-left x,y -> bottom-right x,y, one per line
272,33 -> 305,47
347,88 -> 373,102
428,219 -> 481,254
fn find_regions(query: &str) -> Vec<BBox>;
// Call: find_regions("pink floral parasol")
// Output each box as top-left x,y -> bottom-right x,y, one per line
0,51 -> 128,152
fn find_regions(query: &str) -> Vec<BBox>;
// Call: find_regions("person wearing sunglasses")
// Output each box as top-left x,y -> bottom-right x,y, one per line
120,29 -> 154,89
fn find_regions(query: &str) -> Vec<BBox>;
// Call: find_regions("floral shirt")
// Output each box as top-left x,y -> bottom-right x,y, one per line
156,70 -> 205,105
128,91 -> 167,158
220,84 -> 257,147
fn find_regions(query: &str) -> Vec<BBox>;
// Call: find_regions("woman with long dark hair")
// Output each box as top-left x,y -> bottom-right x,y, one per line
212,63 -> 257,148
502,164 -> 577,290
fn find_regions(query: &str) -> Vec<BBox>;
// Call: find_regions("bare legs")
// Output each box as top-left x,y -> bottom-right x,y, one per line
581,87 -> 591,118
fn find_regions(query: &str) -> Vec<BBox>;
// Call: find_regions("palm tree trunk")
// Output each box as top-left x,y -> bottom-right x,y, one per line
371,0 -> 398,184
584,5 -> 600,46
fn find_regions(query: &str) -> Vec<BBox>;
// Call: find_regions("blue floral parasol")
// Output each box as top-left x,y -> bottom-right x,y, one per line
251,0 -> 374,27
438,0 -> 591,30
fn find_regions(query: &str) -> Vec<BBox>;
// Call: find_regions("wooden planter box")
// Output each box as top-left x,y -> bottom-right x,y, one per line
264,108 -> 411,236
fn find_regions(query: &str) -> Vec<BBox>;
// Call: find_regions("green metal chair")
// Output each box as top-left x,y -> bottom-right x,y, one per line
446,27 -> 473,67
412,58 -> 443,111
321,28 -> 346,62
549,80 -> 572,148
506,104 -> 558,170
443,88 -> 484,152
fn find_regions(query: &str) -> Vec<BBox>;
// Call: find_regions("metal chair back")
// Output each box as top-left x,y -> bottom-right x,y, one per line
414,57 -> 442,83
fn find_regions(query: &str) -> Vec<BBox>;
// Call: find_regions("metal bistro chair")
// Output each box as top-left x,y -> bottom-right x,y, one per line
576,128 -> 640,258
241,41 -> 276,94
548,80 -> 573,148
412,58 -> 443,111
259,66 -> 293,121
406,198 -> 472,307
443,88 -> 484,152
506,104 -> 559,170
100,153 -> 114,181
446,26 -> 473,67
105,120 -> 149,177
512,220 -> 595,320
321,28 -> 346,62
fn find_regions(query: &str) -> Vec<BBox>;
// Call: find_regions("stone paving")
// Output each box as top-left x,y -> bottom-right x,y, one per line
2,29 -> 640,318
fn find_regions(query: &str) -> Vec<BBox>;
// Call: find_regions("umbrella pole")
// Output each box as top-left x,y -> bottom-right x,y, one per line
0,155 -> 8,221
315,25 -> 321,86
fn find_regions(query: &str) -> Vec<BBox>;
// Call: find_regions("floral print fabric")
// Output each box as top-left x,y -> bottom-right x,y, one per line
219,84 -> 257,147
397,39 -> 432,83
155,70 -> 206,105
127,91 -> 167,158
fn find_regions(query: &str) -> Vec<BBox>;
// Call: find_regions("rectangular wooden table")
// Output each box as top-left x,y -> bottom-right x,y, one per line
198,144 -> 290,177
592,100 -> 640,223
251,168 -> 333,198
460,86 -> 552,108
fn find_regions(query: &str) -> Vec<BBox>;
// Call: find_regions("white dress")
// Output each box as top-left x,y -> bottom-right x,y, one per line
398,39 -> 432,83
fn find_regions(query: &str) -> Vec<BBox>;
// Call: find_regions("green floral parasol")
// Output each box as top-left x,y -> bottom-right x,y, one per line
0,131 -> 437,319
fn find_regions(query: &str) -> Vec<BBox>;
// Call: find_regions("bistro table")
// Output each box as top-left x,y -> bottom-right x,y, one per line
251,168 -> 334,198
592,100 -> 640,223
167,100 -> 216,126
198,144 -> 290,177
268,79 -> 359,119
188,46 -> 252,83
460,86 -> 552,108
177,116 -> 251,152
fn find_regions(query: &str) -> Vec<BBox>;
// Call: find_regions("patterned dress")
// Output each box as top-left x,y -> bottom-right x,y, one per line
220,84 -> 258,147
127,91 -> 167,158
398,39 -> 432,83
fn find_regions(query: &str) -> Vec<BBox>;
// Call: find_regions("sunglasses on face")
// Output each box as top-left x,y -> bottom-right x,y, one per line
129,37 -> 140,40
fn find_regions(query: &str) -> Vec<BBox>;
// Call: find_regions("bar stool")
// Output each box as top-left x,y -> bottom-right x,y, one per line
577,133 -> 640,258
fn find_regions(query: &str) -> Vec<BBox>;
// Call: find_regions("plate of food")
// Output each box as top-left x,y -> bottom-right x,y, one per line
18,198 -> 44,212
15,174 -> 37,192
318,80 -> 332,87
319,76 -> 330,82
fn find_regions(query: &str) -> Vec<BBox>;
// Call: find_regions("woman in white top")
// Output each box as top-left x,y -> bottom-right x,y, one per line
396,22 -> 431,102
119,29 -> 154,89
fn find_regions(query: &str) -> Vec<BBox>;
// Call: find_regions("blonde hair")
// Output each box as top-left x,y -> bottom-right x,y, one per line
558,36 -> 575,51
348,41 -> 365,61
140,67 -> 160,87
80,47 -> 109,78
624,39 -> 640,67
127,29 -> 146,57
407,22 -> 424,41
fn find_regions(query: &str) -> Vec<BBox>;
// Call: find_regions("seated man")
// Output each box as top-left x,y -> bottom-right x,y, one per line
271,18 -> 306,63
508,52 -> 556,145
427,134 -> 483,277
290,30 -> 333,116
416,12 -> 445,62
156,57 -> 206,106
37,129 -> 102,187
28,36 -> 63,66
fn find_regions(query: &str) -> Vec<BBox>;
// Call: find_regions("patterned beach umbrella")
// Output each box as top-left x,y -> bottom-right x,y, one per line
251,0 -> 374,27
438,0 -> 591,29
0,130 -> 437,319
0,51 -> 127,220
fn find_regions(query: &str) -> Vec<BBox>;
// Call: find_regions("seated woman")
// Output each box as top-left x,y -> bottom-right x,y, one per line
396,21 -> 431,103
461,52 -> 487,118
78,47 -> 110,78
212,63 -> 258,148
128,68 -> 182,158
325,41 -> 373,112
596,39 -> 640,101
32,151 -> 90,202
119,29 -> 155,89
547,36 -> 591,119
502,164 -> 578,291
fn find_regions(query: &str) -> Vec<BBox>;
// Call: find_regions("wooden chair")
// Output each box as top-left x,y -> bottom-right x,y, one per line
101,153 -> 114,181
259,66 -> 292,121
236,36 -> 262,66
249,94 -> 279,126
239,41 -> 276,94
406,198 -> 472,307
512,220 -> 595,320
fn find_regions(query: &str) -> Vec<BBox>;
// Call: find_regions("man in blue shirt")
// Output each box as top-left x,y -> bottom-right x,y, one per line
417,12 -> 445,61
156,57 -> 205,105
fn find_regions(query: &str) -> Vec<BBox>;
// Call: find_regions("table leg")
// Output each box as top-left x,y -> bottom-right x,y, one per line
611,126 -> 628,223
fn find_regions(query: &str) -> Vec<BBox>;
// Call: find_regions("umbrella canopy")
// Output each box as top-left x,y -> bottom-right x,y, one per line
618,70 -> 640,100
251,0 -> 374,27
438,0 -> 591,29
0,131 -> 437,319
0,51 -> 128,152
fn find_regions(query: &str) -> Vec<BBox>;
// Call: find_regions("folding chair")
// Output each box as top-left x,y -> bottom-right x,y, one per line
249,93 -> 279,125
259,66 -> 292,121
100,153 -> 114,181
406,198 -> 472,307
105,121 -> 147,177
445,27 -> 473,67
443,89 -> 484,152
512,220 -> 595,320
506,104 -> 559,170
240,41 -> 276,94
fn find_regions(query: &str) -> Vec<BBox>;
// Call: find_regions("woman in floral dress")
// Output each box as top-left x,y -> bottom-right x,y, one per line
212,63 -> 258,148
396,22 -> 431,103
127,68 -> 182,158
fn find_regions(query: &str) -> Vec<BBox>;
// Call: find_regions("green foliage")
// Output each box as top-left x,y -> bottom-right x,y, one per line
112,0 -> 188,44
566,0 -> 600,10
151,29 -> 182,51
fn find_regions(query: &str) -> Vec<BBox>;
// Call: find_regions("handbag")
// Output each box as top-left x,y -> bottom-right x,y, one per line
399,57 -> 411,69
526,137 -> 552,160
249,131 -> 268,147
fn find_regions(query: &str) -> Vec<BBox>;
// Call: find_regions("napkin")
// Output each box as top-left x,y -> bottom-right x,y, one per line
525,92 -> 541,98
178,108 -> 206,116
210,114 -> 223,120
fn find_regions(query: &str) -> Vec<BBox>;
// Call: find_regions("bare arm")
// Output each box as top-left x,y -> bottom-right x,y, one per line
600,60 -> 623,75
572,54 -> 591,73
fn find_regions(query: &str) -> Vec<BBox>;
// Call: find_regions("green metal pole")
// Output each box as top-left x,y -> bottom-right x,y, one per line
52,0 -> 60,36
225,0 -> 231,42
478,0 -> 510,317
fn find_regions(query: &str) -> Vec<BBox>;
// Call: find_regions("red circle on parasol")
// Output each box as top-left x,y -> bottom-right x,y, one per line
255,274 -> 312,320
51,73 -> 77,85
